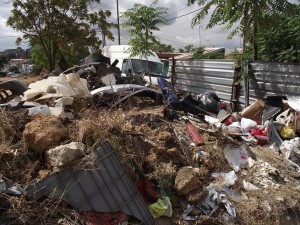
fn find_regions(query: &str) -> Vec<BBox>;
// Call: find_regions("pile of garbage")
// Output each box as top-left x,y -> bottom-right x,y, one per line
0,63 -> 300,225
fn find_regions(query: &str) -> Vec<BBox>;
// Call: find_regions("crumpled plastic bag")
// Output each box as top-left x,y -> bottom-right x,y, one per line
280,126 -> 295,139
241,118 -> 257,133
211,170 -> 238,187
148,196 -> 172,219
224,144 -> 248,172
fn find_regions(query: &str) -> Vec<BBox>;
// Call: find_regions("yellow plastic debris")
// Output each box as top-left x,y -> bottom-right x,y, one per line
148,196 -> 173,218
280,126 -> 295,139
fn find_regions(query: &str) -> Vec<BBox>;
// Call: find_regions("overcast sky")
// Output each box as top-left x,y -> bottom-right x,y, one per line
0,0 -> 299,52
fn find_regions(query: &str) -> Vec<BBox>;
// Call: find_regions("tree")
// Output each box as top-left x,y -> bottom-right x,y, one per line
7,0 -> 115,71
184,44 -> 194,52
177,45 -> 194,53
9,66 -> 19,73
187,0 -> 293,59
193,46 -> 224,59
122,0 -> 168,58
153,42 -> 175,52
256,5 -> 300,63
0,56 -> 8,68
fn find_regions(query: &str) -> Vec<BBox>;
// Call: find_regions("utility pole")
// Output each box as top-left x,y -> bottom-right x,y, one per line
198,24 -> 201,46
117,0 -> 121,45
102,32 -> 106,47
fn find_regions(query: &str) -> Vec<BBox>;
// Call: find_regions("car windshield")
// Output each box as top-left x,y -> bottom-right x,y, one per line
131,59 -> 163,75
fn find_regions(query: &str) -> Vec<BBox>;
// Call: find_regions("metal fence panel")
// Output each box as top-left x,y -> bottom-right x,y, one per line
172,59 -> 236,105
170,59 -> 300,110
247,61 -> 300,105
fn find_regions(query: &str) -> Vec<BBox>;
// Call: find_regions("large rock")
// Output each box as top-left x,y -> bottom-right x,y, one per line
46,142 -> 85,168
23,116 -> 68,152
174,166 -> 199,196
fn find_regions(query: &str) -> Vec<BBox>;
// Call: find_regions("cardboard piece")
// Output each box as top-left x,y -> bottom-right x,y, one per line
241,99 -> 265,122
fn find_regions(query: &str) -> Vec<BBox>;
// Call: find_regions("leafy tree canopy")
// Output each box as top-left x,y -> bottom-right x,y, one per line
187,0 -> 293,57
122,0 -> 169,58
192,46 -> 224,59
0,56 -> 8,67
9,66 -> 20,73
178,45 -> 195,53
256,5 -> 300,63
153,42 -> 175,52
184,44 -> 194,52
7,0 -> 115,71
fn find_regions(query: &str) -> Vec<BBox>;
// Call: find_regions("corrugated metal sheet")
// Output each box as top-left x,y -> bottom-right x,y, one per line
171,59 -> 300,110
247,61 -> 300,105
172,59 -> 236,105
26,140 -> 155,225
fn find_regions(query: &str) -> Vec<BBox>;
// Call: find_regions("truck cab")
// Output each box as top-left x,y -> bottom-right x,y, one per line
102,45 -> 166,85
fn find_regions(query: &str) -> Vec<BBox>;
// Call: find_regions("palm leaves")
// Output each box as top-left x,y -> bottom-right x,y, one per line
122,1 -> 168,58
188,0 -> 293,57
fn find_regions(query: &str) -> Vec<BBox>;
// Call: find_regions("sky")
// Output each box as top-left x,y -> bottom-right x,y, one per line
0,0 -> 298,52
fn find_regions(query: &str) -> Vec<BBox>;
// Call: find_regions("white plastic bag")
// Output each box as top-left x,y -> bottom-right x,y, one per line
241,118 -> 257,133
224,144 -> 248,172
211,170 -> 238,186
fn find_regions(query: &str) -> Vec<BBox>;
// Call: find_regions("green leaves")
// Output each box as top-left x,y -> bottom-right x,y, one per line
257,5 -> 300,63
7,0 -> 114,71
122,1 -> 169,58
188,0 -> 293,58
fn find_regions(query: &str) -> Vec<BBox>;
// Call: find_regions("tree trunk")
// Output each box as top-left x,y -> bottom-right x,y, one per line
242,2 -> 250,107
49,42 -> 58,72
242,2 -> 249,55
253,2 -> 258,60
145,27 -> 152,85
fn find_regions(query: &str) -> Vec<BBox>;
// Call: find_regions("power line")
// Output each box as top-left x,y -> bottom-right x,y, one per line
158,37 -> 189,47
167,7 -> 203,21
166,6 -> 189,17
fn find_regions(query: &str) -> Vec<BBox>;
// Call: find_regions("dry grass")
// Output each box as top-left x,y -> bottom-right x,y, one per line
1,194 -> 85,225
0,109 -> 16,145
147,161 -> 177,188
0,108 -> 30,145
69,109 -> 126,150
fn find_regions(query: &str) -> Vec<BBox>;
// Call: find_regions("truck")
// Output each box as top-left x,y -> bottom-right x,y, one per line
101,45 -> 167,85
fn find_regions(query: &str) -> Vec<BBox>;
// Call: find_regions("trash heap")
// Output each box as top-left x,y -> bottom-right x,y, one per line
0,66 -> 300,225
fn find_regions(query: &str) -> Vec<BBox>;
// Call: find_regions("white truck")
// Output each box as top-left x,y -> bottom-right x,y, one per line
101,45 -> 166,85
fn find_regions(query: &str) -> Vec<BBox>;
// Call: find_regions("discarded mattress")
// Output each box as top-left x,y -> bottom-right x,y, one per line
26,140 -> 155,225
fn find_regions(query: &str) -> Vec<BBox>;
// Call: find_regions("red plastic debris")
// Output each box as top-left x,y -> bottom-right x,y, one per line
222,115 -> 238,126
136,180 -> 159,204
186,121 -> 204,145
251,127 -> 267,136
255,135 -> 269,145
220,101 -> 227,110
83,211 -> 127,225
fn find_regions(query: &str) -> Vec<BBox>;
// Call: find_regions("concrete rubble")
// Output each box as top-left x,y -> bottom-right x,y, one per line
46,142 -> 85,168
174,166 -> 199,195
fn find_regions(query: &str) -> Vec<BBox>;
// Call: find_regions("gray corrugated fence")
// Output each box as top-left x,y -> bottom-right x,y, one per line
171,59 -> 236,105
171,59 -> 300,110
246,61 -> 300,105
